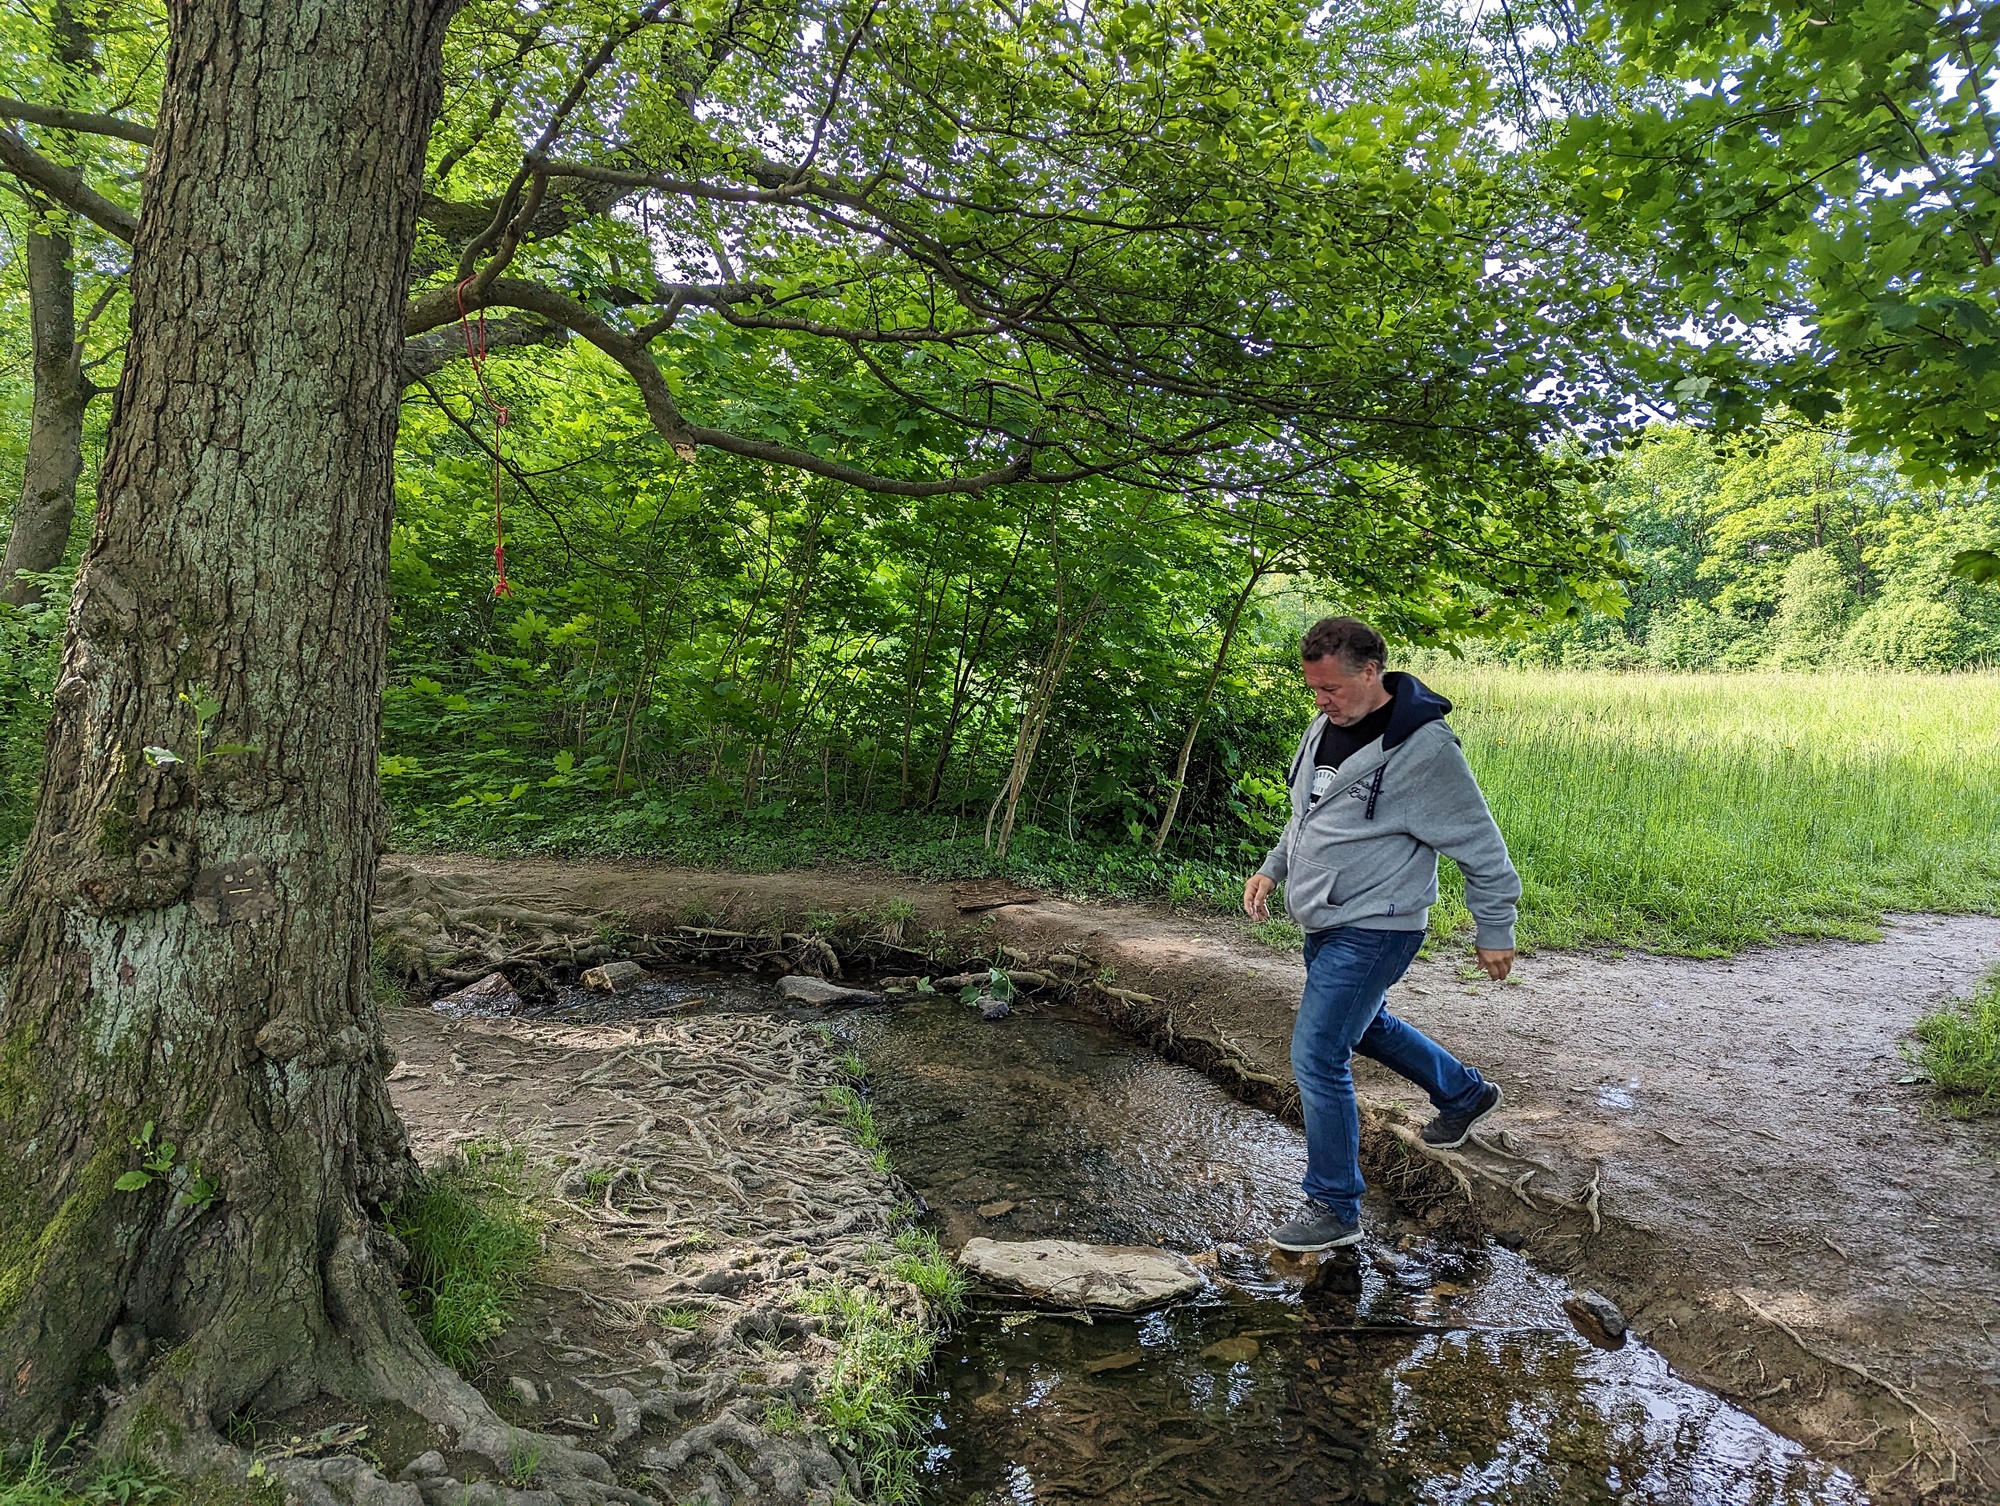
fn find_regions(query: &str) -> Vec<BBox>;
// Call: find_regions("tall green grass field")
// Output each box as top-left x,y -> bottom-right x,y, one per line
1415,668 -> 2000,955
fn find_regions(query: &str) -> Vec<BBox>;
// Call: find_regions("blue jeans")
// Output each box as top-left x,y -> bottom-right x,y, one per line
1291,926 -> 1487,1220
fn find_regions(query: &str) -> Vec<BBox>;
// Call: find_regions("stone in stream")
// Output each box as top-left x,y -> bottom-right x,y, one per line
976,1200 -> 1017,1219
433,971 -> 520,1015
581,959 -> 646,993
778,975 -> 887,1007
977,994 -> 1012,1021
1082,1349 -> 1145,1374
1564,1288 -> 1628,1349
959,1238 -> 1204,1311
1201,1336 -> 1260,1365
1268,1246 -> 1363,1295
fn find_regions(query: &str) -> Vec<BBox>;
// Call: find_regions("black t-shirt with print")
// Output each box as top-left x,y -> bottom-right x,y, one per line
1309,699 -> 1395,808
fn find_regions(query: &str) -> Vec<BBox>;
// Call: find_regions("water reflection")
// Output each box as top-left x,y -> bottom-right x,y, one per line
842,997 -> 1862,1506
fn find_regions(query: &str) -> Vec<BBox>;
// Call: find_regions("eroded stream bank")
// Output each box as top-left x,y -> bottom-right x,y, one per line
378,857 -> 2000,1502
396,965 -> 1858,1505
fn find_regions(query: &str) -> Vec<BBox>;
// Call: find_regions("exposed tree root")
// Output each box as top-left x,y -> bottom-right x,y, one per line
384,997 -> 942,1504
1733,1289 -> 1986,1493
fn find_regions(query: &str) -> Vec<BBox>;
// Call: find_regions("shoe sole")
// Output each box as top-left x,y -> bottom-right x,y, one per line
1424,1082 -> 1505,1150
1270,1227 -> 1364,1253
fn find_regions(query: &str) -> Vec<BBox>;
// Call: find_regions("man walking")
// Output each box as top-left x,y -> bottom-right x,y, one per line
1243,616 -> 1519,1252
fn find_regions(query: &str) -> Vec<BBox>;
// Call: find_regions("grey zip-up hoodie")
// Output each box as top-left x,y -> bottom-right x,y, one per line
1256,672 -> 1520,950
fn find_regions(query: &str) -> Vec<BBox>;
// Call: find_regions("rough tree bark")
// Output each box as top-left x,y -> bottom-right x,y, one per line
0,4 -> 623,1497
0,228 -> 93,608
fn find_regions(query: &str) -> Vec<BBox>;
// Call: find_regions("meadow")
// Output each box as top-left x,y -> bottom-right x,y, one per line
1418,667 -> 2000,955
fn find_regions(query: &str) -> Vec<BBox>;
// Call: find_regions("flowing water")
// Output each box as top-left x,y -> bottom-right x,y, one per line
533,976 -> 1864,1506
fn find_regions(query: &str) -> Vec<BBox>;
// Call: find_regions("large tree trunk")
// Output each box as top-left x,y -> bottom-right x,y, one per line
0,0 -> 560,1479
0,228 -> 92,608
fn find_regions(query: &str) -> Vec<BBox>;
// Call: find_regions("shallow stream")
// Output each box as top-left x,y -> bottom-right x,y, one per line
538,976 -> 1864,1506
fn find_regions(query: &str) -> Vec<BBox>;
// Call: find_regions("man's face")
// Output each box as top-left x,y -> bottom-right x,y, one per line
1302,655 -> 1386,726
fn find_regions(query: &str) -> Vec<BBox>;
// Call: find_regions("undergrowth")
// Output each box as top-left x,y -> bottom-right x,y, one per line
387,1141 -> 546,1371
0,1440 -> 277,1506
381,668 -> 2000,960
1909,969 -> 2000,1116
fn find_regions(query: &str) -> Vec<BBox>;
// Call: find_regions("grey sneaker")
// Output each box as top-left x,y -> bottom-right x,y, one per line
1269,1201 -> 1363,1252
1422,1080 -> 1504,1149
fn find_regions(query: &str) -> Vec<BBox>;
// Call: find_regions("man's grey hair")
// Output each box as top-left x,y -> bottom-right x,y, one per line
1299,615 -> 1386,671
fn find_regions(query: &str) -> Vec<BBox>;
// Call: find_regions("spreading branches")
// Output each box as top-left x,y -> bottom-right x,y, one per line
0,125 -> 138,241
0,97 -> 154,145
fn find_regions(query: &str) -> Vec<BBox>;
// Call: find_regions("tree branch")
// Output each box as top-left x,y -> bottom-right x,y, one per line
406,276 -> 1033,495
0,126 -> 138,242
397,315 -> 565,386
684,425 -> 1031,496
0,98 -> 154,146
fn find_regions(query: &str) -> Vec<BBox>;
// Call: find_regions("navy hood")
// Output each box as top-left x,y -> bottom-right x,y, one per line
1380,671 -> 1452,751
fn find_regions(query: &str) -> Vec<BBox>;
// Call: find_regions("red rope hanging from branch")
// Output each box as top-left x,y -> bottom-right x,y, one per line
455,277 -> 512,596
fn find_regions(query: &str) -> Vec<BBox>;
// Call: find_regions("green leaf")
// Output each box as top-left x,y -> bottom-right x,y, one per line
1949,549 -> 2000,586
114,1171 -> 153,1192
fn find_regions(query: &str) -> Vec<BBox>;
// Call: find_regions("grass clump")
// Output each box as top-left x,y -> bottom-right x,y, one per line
0,1442 -> 277,1506
1247,917 -> 1304,951
820,1085 -> 891,1175
887,1226 -> 968,1315
1909,970 -> 2000,1116
388,1141 -> 545,1371
797,1280 -> 942,1504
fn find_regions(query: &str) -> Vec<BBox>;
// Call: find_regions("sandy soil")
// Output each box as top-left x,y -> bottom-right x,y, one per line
384,854 -> 2000,1503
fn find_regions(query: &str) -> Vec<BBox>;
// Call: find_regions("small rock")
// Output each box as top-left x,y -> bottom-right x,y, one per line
1268,1248 -> 1361,1295
1493,1229 -> 1526,1251
1082,1349 -> 1145,1374
694,1268 -> 757,1295
977,1200 -> 1017,1219
977,995 -> 1011,1021
1201,1336 -> 1260,1365
507,1375 -> 539,1406
778,975 -> 886,1007
434,971 -> 520,1015
1564,1288 -> 1628,1349
399,1452 -> 449,1481
958,1237 -> 1203,1312
580,959 -> 645,993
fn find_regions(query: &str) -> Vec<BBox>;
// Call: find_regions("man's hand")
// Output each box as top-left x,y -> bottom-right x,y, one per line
1475,947 -> 1515,982
1243,873 -> 1277,921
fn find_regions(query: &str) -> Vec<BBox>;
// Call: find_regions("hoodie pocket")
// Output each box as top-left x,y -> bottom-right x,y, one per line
1281,855 -> 1341,927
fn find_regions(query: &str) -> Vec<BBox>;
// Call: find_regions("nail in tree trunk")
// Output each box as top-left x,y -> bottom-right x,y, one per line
0,0 -> 606,1482
1,229 -> 92,608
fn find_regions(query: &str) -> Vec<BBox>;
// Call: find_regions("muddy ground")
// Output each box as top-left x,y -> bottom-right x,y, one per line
382,853 -> 2000,1504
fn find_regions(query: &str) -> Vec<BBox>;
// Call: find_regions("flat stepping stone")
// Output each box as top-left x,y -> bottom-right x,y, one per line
959,1237 -> 1204,1312
778,975 -> 887,1006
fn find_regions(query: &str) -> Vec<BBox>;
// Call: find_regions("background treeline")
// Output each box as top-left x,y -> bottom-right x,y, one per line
1475,422 -> 2000,673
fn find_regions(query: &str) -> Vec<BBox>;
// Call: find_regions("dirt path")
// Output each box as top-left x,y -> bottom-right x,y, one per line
384,854 -> 2000,1503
